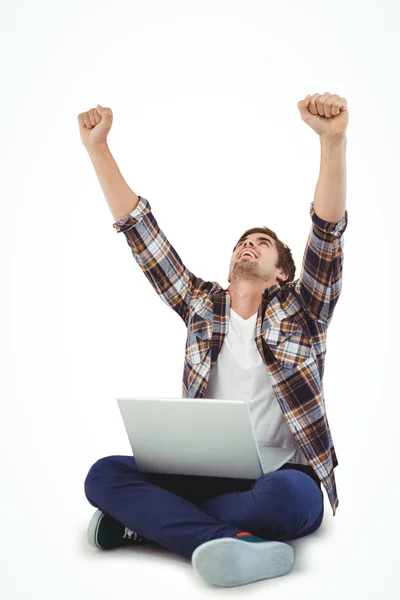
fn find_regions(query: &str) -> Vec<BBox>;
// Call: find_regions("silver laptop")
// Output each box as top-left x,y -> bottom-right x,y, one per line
117,397 -> 295,479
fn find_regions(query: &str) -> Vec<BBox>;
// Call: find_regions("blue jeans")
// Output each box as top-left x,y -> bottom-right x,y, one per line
84,456 -> 324,560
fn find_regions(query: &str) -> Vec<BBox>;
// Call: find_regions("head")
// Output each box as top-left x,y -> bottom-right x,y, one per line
228,226 -> 296,288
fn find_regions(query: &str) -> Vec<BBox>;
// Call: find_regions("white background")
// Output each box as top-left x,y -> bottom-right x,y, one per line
2,0 -> 399,597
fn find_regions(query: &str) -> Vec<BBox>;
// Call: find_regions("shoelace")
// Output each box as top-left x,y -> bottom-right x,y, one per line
123,527 -> 142,541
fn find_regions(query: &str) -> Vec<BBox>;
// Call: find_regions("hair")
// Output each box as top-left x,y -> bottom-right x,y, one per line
232,226 -> 296,288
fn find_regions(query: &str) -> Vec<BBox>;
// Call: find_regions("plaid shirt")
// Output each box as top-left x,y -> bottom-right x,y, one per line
113,196 -> 348,516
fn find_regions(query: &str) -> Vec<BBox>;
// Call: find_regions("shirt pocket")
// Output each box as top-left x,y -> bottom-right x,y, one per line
263,317 -> 312,370
186,314 -> 213,365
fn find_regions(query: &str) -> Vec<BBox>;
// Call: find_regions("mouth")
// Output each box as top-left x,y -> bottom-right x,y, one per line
238,252 -> 257,261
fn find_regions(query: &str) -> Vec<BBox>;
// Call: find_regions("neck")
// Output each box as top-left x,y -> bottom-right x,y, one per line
227,278 -> 278,317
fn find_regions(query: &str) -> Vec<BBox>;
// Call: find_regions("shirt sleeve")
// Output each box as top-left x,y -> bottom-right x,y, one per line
112,196 -> 213,325
293,201 -> 348,326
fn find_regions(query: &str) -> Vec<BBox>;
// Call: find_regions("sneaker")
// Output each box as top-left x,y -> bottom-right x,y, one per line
87,509 -> 152,550
191,534 -> 295,587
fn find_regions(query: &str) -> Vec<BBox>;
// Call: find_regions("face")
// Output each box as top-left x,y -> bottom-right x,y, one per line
228,232 -> 285,285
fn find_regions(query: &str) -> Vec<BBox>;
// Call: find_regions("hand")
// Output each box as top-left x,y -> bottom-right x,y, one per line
77,105 -> 114,148
297,92 -> 348,139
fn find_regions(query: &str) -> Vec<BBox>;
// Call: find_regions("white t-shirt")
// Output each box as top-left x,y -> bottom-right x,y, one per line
203,307 -> 309,466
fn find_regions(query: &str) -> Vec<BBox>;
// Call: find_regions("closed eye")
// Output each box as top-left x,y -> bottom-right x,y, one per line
237,239 -> 271,248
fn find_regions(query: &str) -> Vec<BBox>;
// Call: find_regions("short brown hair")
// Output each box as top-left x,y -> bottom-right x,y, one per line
232,226 -> 296,287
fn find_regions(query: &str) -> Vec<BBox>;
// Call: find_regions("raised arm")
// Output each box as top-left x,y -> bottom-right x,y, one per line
78,105 -> 213,326
78,105 -> 140,221
294,94 -> 349,326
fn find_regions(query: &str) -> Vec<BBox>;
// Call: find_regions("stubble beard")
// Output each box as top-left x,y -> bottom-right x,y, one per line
231,261 -> 267,283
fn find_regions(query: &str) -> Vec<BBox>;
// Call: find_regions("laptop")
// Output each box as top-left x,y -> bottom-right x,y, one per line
117,397 -> 296,479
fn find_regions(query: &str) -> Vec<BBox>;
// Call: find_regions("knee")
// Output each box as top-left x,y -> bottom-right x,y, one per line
254,469 -> 323,524
84,455 -> 118,500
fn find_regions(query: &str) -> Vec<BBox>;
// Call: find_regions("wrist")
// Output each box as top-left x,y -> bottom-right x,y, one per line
86,141 -> 110,155
320,134 -> 347,145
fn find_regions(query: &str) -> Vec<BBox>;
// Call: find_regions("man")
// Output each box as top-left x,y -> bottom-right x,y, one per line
78,92 -> 349,587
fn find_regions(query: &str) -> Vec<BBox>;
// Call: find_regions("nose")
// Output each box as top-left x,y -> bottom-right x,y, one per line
243,241 -> 255,252
238,241 -> 255,258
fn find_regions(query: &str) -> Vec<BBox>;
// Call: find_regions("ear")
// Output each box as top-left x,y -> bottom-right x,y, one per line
277,270 -> 289,283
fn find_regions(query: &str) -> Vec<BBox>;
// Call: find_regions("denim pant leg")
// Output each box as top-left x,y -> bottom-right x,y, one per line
84,455 -> 245,560
197,468 -> 324,541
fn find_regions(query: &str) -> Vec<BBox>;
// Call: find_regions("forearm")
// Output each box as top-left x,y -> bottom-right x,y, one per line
313,136 -> 347,223
86,142 -> 140,222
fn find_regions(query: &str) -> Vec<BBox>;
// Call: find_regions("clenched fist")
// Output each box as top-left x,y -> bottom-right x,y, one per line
77,104 -> 113,149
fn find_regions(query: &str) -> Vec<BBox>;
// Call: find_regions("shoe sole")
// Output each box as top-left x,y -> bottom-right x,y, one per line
87,509 -> 106,549
191,538 -> 294,587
